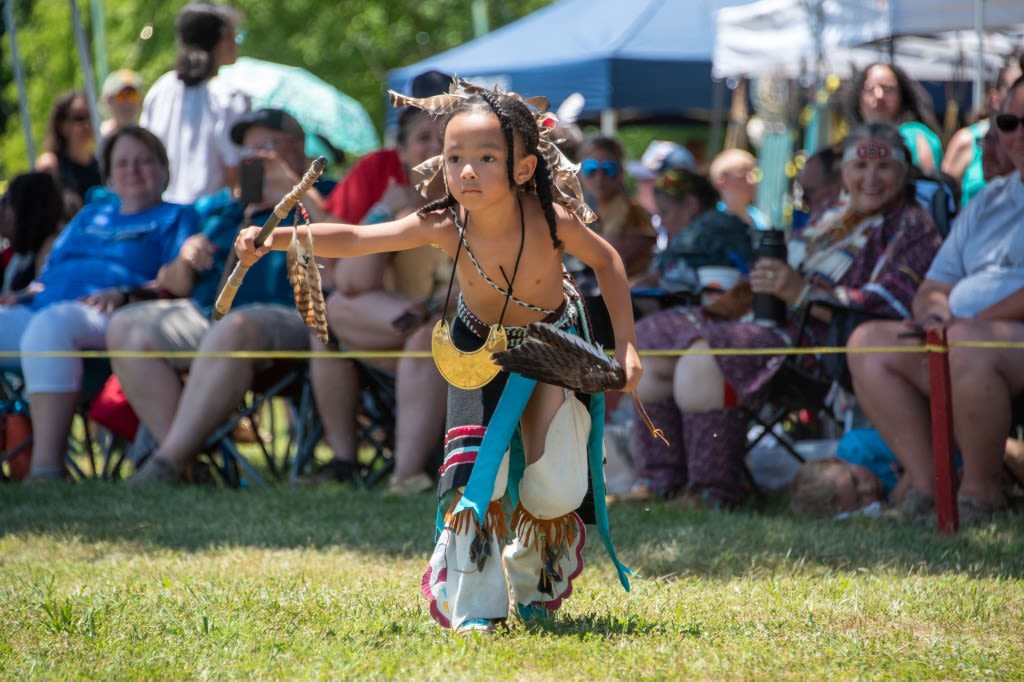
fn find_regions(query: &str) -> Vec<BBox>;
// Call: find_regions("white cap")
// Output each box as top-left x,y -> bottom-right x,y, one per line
627,141 -> 696,180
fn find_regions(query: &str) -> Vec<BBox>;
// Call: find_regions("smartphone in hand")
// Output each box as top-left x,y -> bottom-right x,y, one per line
239,157 -> 264,205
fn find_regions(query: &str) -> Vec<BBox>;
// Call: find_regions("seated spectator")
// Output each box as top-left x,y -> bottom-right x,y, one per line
34,90 -> 102,206
575,134 -> 657,280
979,124 -> 1015,182
109,109 -> 333,484
625,123 -> 942,508
306,74 -> 449,494
792,146 -> 843,230
627,140 -> 697,218
1,126 -> 199,481
632,168 -> 753,294
99,69 -> 144,141
846,76 -> 1024,525
845,62 -> 943,175
309,241 -> 450,494
941,59 -> 1021,209
141,2 -> 249,204
322,69 -> 451,224
708,148 -> 767,230
0,172 -> 66,294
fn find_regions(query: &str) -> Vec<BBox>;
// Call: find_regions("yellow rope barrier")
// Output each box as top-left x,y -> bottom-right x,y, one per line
3,339 -> 1024,361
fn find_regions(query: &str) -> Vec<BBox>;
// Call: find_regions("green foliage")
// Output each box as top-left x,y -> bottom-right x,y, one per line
0,0 -> 552,177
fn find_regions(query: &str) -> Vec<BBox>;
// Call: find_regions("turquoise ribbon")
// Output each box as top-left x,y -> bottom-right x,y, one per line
586,391 -> 634,591
453,372 -> 536,522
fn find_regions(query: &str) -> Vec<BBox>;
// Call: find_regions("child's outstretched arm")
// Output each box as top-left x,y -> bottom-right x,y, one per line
234,211 -> 438,266
559,219 -> 643,392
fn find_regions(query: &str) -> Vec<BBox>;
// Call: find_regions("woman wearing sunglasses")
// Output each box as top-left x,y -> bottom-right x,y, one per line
576,135 -> 657,279
34,90 -> 101,207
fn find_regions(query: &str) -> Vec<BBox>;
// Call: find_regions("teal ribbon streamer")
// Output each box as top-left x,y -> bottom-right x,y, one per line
586,391 -> 634,591
453,372 -> 536,522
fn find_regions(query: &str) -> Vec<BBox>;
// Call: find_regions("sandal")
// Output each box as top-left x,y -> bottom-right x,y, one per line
883,488 -> 934,525
295,459 -> 356,485
126,455 -> 183,485
383,472 -> 434,497
611,483 -> 660,504
957,494 -> 1007,527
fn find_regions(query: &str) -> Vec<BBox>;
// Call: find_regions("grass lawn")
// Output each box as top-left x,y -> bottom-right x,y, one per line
1,478 -> 1022,681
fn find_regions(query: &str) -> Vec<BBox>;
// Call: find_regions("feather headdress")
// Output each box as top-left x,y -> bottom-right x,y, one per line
388,77 -> 597,225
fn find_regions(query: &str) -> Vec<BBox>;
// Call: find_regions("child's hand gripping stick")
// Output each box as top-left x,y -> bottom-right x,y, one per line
213,156 -> 327,320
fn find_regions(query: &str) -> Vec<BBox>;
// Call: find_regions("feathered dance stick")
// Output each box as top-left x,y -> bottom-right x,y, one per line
212,156 -> 327,321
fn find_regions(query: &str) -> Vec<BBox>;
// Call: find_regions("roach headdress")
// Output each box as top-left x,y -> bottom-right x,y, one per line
388,77 -> 597,225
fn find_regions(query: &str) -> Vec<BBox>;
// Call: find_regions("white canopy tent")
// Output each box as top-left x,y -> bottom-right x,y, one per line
713,0 -> 1024,107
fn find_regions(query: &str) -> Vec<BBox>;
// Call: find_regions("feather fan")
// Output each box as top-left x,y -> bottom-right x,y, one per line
492,323 -> 625,394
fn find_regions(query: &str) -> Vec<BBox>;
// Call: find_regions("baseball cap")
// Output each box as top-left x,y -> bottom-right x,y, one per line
410,70 -> 453,98
626,141 -> 696,180
102,69 -> 143,98
230,108 -> 304,145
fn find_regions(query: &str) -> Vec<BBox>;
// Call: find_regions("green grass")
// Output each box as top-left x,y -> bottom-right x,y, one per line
1,480 -> 1022,681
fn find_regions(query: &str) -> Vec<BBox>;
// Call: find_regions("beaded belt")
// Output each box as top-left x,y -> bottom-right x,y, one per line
456,295 -> 576,347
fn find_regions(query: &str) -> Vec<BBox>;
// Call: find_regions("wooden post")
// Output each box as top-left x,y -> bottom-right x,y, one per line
926,328 -> 958,534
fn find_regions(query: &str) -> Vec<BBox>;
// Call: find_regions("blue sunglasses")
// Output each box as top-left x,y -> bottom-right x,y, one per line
580,159 -> 621,178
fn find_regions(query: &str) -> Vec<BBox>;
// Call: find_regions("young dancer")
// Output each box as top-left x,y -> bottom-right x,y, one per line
234,81 -> 641,634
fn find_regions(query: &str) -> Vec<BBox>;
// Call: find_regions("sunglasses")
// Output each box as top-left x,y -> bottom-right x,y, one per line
111,88 -> 140,104
68,113 -> 91,124
994,114 -> 1024,133
580,159 -> 620,178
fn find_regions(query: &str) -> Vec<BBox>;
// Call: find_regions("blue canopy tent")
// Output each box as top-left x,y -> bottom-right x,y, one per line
388,0 -> 755,130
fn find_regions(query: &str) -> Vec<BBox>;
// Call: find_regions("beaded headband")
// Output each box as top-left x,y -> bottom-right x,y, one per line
388,77 -> 597,224
841,140 -> 907,165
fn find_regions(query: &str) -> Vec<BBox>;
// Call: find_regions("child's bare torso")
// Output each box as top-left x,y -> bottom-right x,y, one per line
432,196 -> 568,327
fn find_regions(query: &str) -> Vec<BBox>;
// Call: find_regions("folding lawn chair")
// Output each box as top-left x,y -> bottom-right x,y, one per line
0,359 -> 130,482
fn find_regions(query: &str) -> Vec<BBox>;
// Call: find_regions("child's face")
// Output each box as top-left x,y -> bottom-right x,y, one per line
827,460 -> 885,514
443,110 -> 531,209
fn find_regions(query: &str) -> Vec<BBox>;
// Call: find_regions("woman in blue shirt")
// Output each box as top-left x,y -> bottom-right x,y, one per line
1,126 -> 198,481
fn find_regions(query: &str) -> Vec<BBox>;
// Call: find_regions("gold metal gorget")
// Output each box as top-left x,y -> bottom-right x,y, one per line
431,318 -> 507,390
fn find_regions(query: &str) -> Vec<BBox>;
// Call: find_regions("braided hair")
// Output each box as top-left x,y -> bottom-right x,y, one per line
417,90 -> 563,249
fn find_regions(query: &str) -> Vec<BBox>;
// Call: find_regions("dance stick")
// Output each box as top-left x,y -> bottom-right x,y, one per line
212,156 -> 327,320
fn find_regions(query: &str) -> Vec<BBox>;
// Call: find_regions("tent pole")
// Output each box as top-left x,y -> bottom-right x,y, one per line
600,108 -> 617,136
4,0 -> 36,164
91,0 -> 109,90
471,0 -> 489,38
972,0 -> 985,111
710,78 -> 725,159
69,0 -> 102,136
